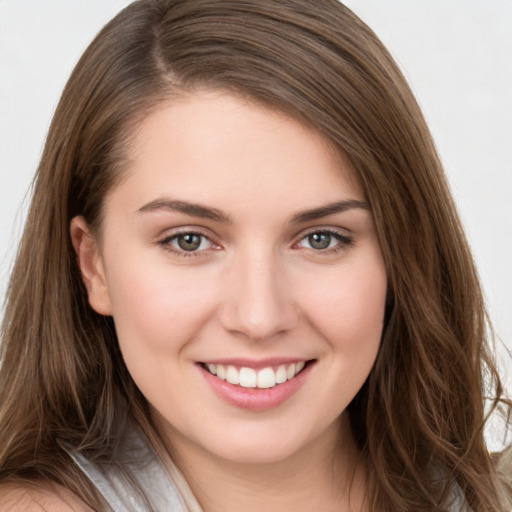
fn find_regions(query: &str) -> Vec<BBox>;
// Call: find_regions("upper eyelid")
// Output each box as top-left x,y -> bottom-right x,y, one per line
295,225 -> 352,239
157,229 -> 219,253
299,226 -> 347,234
158,226 -> 218,242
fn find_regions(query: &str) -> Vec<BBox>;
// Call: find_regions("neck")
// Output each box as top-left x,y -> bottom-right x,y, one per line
154,412 -> 368,512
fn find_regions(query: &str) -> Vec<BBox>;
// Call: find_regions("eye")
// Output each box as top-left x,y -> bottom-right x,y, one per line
159,231 -> 217,255
296,230 -> 352,252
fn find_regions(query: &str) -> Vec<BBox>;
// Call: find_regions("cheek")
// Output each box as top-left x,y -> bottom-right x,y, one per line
104,257 -> 218,355
301,258 -> 387,347
103,258 -> 221,412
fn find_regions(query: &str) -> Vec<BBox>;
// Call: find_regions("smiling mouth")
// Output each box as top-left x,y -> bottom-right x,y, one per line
201,361 -> 313,389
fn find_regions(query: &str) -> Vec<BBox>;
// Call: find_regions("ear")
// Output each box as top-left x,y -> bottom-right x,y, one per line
70,216 -> 113,316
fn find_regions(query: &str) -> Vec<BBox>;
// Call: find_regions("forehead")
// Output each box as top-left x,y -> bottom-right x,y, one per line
108,90 -> 364,217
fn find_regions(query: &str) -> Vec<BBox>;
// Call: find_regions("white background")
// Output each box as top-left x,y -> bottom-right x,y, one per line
1,1 -> 511,442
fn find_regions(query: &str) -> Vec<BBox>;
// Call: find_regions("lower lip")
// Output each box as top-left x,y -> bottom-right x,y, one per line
198,362 -> 314,411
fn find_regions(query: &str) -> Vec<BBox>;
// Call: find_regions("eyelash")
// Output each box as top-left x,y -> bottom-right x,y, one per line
158,230 -> 218,259
157,228 -> 354,258
294,228 -> 354,255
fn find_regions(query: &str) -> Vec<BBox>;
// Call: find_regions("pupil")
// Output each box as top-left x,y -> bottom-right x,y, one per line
178,234 -> 201,251
309,232 -> 331,250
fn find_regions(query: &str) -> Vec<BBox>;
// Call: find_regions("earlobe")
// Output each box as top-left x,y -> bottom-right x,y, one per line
70,216 -> 113,316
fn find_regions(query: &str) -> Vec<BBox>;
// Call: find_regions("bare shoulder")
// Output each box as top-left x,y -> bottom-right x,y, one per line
0,482 -> 94,512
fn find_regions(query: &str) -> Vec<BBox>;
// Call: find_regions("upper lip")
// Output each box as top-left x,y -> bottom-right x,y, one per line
199,357 -> 314,370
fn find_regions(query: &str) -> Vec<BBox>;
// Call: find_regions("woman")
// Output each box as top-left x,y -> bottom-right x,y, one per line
0,0 -> 509,510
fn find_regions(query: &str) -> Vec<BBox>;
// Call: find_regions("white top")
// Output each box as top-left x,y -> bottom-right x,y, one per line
67,418 -> 189,512
67,416 -> 469,512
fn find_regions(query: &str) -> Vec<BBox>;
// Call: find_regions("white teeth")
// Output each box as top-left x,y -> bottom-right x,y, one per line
257,367 -> 276,389
239,367 -> 257,388
286,363 -> 296,380
275,365 -> 287,384
204,361 -> 307,389
226,365 -> 240,385
216,365 -> 226,380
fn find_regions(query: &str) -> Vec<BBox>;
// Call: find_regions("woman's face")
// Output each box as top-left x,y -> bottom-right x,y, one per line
75,91 -> 387,464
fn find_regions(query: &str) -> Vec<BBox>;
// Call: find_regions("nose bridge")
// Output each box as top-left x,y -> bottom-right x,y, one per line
220,242 -> 297,341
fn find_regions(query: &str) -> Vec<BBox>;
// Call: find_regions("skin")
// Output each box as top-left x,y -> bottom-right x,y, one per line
0,483 -> 93,512
72,91 -> 387,511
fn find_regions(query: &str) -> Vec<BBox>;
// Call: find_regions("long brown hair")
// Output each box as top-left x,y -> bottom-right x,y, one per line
0,0 -> 508,510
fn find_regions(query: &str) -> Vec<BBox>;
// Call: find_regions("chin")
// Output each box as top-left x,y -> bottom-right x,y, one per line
195,417 -> 334,467
212,437 -> 307,465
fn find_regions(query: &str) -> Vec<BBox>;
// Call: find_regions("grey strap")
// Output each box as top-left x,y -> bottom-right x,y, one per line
67,422 -> 188,512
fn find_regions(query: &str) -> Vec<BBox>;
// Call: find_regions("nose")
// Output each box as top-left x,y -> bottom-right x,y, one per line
219,247 -> 298,342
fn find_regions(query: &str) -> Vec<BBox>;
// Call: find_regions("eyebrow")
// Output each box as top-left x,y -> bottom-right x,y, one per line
290,199 -> 370,224
137,199 -> 233,223
136,198 -> 370,224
